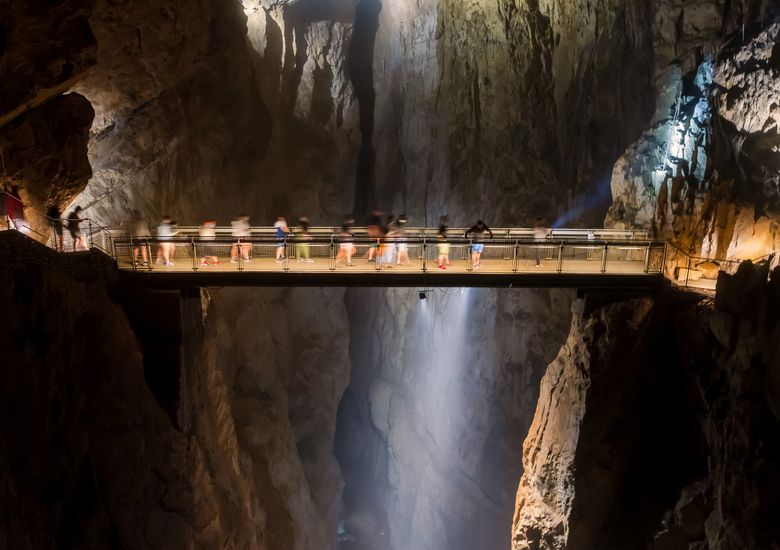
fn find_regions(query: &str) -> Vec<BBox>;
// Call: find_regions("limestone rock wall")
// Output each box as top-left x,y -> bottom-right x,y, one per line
0,232 -> 352,549
513,265 -> 780,549
338,287 -> 573,550
67,0 -> 360,227
605,5 -> 780,262
370,0 -> 661,227
0,243 -> 256,549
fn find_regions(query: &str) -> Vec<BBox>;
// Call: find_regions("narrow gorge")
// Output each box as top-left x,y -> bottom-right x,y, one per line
1,0 -> 779,549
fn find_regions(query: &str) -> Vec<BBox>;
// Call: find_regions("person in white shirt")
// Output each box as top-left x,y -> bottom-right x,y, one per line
533,217 -> 551,267
230,215 -> 252,263
274,216 -> 288,262
199,220 -> 221,266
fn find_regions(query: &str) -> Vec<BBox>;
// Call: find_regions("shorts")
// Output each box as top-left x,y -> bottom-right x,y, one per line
438,243 -> 450,255
370,242 -> 378,248
340,243 -> 354,250
69,229 -> 82,239
199,243 -> 216,257
397,242 -> 408,252
472,244 -> 484,253
52,222 -> 63,236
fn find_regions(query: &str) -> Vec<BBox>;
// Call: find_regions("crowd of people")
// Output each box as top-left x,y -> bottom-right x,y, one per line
3,190 -> 555,269
3,186 -> 88,252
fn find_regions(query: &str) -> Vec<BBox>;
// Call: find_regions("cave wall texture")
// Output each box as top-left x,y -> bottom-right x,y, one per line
2,0 -> 780,549
513,262 -> 780,550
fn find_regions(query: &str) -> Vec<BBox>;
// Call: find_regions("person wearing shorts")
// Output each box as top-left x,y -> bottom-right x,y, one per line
199,221 -> 221,266
465,220 -> 493,268
296,216 -> 314,263
156,215 -> 177,265
68,206 -> 88,251
437,222 -> 451,268
366,209 -> 382,261
122,209 -> 150,266
274,216 -> 288,262
336,225 -> 356,267
231,215 -> 252,263
395,216 -> 410,265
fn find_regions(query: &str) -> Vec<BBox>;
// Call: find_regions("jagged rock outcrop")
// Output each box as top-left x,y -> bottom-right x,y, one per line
0,93 -> 94,210
0,232 -> 351,549
605,6 -> 780,263
513,263 -> 780,550
0,0 -> 97,127
338,287 -> 573,550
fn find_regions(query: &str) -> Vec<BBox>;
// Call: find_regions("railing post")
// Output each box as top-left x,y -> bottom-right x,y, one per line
146,238 -> 152,270
513,240 -> 518,273
237,239 -> 243,271
643,245 -> 651,273
601,243 -> 608,273
557,242 -> 564,273
685,256 -> 691,288
191,237 -> 197,271
422,237 -> 427,273
330,235 -> 335,271
467,239 -> 473,272
88,221 -> 93,249
284,235 -> 290,272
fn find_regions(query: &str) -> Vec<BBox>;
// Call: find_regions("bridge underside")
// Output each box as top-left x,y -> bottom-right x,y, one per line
120,271 -> 668,290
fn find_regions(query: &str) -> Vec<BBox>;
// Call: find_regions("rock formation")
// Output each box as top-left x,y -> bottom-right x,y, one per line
1,0 -> 780,549
605,5 -> 780,262
513,262 -> 780,549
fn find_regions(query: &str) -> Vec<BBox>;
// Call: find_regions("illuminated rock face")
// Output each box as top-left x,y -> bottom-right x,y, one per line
605,8 -> 780,261
513,267 -> 780,549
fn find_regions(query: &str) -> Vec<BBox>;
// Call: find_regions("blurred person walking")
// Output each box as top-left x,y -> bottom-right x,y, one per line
155,215 -> 177,265
366,208 -> 383,262
465,220 -> 493,268
46,199 -> 64,252
121,210 -> 150,266
230,214 -> 252,263
296,216 -> 314,263
336,224 -> 356,267
395,215 -> 410,265
67,206 -> 88,251
533,217 -> 550,267
199,220 -> 220,266
6,186 -> 28,235
437,219 -> 451,269
274,216 -> 288,262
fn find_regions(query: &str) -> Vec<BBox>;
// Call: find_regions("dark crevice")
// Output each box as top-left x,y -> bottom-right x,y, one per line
348,0 -> 381,224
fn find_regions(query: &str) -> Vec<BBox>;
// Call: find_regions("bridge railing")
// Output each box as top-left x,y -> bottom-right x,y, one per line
105,233 -> 667,276
1,191 -> 116,255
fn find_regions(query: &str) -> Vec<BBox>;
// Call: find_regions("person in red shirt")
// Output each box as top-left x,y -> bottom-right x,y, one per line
6,186 -> 28,235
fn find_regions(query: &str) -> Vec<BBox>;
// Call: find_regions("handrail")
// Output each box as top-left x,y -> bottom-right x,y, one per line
2,194 -> 775,291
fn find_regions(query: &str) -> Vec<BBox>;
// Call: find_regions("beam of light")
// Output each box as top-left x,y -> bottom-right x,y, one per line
552,176 -> 613,228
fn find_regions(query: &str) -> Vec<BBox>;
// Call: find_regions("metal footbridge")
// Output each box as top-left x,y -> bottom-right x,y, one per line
6,196 -> 774,290
1,212 -> 724,289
